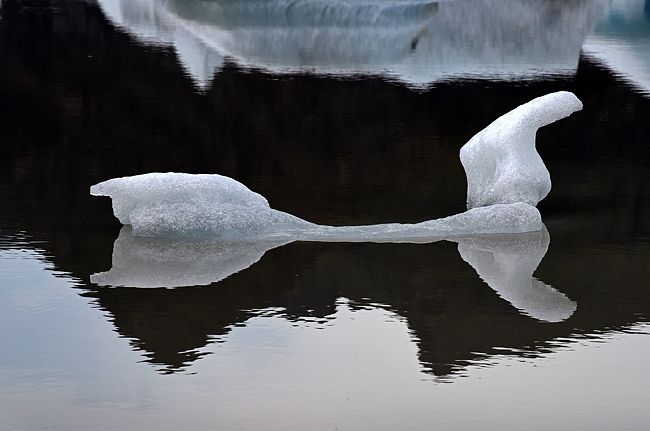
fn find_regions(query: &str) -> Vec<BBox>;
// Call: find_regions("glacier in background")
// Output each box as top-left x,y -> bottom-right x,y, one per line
95,0 -> 607,88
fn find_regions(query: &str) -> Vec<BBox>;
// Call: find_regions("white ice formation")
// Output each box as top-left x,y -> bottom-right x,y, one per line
91,93 -> 581,321
90,173 -> 312,240
90,173 -> 541,241
460,91 -> 583,209
96,0 -> 607,88
91,91 -> 582,241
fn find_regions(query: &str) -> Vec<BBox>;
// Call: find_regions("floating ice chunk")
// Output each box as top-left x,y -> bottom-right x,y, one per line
91,226 -> 288,288
460,91 -> 582,209
91,171 -> 542,240
456,228 -> 576,322
91,93 -> 586,240
90,172 -> 270,224
90,172 -> 313,239
90,93 -> 579,320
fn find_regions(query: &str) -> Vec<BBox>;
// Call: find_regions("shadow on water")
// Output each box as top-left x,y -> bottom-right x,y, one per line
0,0 -> 649,376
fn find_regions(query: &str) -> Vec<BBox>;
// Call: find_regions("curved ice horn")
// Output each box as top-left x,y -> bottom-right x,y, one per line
460,91 -> 582,210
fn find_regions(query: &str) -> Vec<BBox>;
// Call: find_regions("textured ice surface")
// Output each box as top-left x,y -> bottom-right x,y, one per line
90,172 -> 269,225
90,173 -> 313,239
91,92 -> 584,240
457,228 -> 576,322
96,0 -> 607,88
460,91 -> 582,209
91,172 -> 542,241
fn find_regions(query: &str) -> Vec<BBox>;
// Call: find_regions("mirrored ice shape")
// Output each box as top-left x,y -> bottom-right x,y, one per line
92,225 -> 575,323
456,228 -> 576,322
91,226 -> 290,288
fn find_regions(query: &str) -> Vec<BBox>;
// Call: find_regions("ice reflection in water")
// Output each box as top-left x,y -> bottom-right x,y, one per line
97,0 -> 608,87
92,225 -> 576,323
457,228 -> 576,322
91,226 -> 289,288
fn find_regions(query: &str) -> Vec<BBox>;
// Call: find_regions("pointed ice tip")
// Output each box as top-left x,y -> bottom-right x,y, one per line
461,91 -> 582,209
518,91 -> 582,128
89,184 -> 102,196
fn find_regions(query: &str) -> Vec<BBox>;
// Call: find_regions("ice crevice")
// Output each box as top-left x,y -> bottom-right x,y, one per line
91,91 -> 582,242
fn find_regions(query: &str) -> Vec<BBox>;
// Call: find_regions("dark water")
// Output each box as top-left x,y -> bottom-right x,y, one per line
1,0 -> 650,429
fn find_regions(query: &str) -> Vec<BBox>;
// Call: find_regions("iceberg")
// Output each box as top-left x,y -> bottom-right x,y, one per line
91,91 -> 582,241
91,173 -> 541,240
91,91 -> 580,321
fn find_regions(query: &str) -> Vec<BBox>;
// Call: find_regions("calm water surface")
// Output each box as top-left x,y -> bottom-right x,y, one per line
1,0 -> 650,429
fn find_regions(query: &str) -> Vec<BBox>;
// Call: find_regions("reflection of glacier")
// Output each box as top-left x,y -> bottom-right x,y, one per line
96,0 -> 607,88
584,0 -> 650,95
